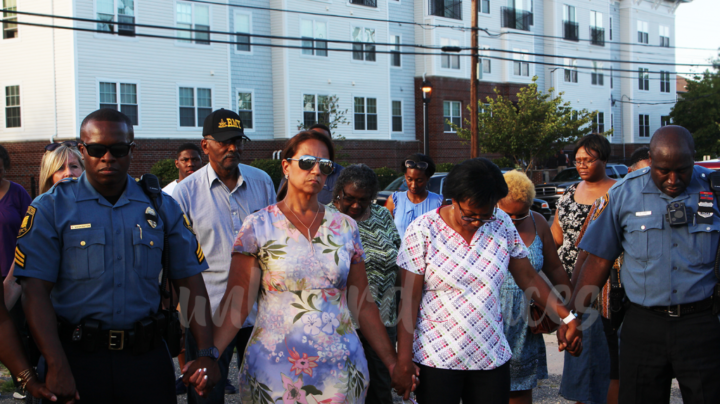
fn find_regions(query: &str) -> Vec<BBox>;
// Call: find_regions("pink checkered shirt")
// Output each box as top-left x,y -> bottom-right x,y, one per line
397,208 -> 529,370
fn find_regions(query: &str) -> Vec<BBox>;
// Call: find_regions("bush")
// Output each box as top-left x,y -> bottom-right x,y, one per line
435,162 -> 456,173
150,158 -> 178,187
493,157 -> 515,169
374,167 -> 400,190
249,159 -> 283,189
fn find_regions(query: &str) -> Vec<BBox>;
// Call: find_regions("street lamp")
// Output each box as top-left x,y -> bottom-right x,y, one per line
421,78 -> 433,156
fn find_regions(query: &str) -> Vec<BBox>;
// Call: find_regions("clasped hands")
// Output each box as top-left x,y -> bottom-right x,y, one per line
389,360 -> 421,401
182,357 -> 222,397
556,317 -> 583,356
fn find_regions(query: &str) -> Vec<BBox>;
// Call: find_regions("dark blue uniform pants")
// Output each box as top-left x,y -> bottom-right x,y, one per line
620,304 -> 720,404
42,341 -> 176,404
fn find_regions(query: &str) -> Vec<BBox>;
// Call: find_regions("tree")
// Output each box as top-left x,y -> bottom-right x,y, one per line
297,94 -> 350,132
670,59 -> 720,159
150,158 -> 178,187
451,77 -> 610,173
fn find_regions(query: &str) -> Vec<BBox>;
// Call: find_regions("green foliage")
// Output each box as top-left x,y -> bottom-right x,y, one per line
435,162 -> 456,173
297,94 -> 351,132
150,158 -> 178,187
670,66 -> 720,159
374,167 -> 400,189
249,159 -> 283,189
0,379 -> 15,393
451,77 -> 611,172
492,157 -> 515,169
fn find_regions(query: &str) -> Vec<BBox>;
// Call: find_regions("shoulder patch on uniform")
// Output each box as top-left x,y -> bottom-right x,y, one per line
591,193 -> 610,222
183,214 -> 195,234
17,206 -> 36,239
14,246 -> 26,269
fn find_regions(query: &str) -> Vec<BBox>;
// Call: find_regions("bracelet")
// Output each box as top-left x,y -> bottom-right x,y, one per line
17,368 -> 37,391
562,310 -> 577,325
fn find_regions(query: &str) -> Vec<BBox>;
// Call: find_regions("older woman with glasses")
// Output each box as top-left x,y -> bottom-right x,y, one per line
385,154 -> 443,239
392,158 -> 582,404
498,170 -> 572,404
327,164 -> 403,404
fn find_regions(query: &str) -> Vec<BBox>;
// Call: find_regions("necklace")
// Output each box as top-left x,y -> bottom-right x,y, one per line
283,200 -> 321,254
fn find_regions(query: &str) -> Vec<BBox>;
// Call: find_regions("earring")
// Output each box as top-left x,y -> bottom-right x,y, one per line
285,174 -> 289,179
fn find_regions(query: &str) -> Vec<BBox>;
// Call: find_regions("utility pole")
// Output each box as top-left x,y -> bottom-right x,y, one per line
470,0 -> 479,158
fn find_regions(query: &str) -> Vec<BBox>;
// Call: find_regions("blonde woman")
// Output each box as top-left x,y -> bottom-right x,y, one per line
498,170 -> 573,404
38,141 -> 84,194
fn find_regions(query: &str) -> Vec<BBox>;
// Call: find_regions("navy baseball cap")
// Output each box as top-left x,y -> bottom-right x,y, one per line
202,109 -> 251,142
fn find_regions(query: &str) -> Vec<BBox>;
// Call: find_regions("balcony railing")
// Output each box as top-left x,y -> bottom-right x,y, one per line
590,27 -> 605,46
350,0 -> 377,7
563,21 -> 579,41
501,7 -> 532,31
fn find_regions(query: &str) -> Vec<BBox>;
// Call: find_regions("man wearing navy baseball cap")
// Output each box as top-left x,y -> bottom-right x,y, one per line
173,108 -> 276,403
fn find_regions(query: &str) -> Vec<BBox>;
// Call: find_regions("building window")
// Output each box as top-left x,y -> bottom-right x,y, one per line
592,111 -> 604,133
2,0 -> 18,39
609,17 -> 612,40
96,0 -> 135,36
513,49 -> 529,77
237,92 -> 253,129
350,0 -> 377,7
99,82 -> 138,125
479,47 -> 491,75
480,0 -> 489,14
179,87 -> 212,127
303,94 -> 329,128
638,68 -> 649,91
301,20 -> 328,57
443,101 -> 461,132
4,85 -> 20,128
354,97 -> 377,131
637,20 -> 648,44
235,13 -> 251,52
659,25 -> 670,47
392,100 -> 402,132
591,61 -> 604,86
660,71 -> 671,93
390,35 -> 401,67
639,114 -> 650,137
441,38 -> 460,70
562,5 -> 578,41
564,58 -> 577,83
176,2 -> 209,45
352,27 -> 375,61
661,116 -> 672,127
590,11 -> 604,46
430,0 -> 462,20
610,66 -> 613,88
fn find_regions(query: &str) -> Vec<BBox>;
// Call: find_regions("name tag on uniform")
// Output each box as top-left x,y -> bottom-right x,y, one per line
635,211 -> 652,217
70,223 -> 92,230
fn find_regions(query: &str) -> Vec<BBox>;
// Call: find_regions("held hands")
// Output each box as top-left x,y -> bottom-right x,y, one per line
390,359 -> 421,400
182,358 -> 221,397
557,318 -> 583,357
25,378 -> 60,402
45,362 -> 80,404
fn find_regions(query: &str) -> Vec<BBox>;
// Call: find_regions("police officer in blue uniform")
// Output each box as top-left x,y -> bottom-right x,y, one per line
568,126 -> 720,403
14,109 -> 221,404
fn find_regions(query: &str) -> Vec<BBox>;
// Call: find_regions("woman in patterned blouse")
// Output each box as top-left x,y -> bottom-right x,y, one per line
392,158 -> 582,404
328,163 -> 403,404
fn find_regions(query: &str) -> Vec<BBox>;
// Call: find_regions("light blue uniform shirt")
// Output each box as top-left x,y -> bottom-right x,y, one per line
173,163 -> 276,326
14,173 -> 207,330
579,166 -> 720,307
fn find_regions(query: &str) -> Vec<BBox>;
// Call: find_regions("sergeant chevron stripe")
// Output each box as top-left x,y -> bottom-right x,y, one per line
14,246 -> 26,268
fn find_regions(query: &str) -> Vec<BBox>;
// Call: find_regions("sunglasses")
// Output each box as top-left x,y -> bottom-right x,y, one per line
458,205 -> 497,224
81,141 -> 135,158
286,155 -> 335,176
405,160 -> 428,170
45,141 -> 78,152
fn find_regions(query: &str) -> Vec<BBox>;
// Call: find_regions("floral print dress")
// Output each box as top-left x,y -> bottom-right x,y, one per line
233,205 -> 369,404
557,183 -> 592,277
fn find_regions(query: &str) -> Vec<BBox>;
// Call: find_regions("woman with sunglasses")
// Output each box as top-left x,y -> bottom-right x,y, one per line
497,170 -> 572,404
189,131 -> 415,403
385,154 -> 443,239
327,164 -> 403,404
39,141 -> 85,194
551,135 -> 615,404
393,158 -> 582,404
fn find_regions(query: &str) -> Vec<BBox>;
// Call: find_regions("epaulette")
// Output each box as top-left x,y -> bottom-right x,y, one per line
623,166 -> 650,181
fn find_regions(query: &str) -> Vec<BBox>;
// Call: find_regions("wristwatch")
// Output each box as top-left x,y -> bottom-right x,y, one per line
562,310 -> 578,324
198,346 -> 220,360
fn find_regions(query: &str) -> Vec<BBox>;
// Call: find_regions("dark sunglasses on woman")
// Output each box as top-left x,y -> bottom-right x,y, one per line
405,160 -> 428,170
45,141 -> 79,152
286,155 -> 335,176
81,141 -> 136,158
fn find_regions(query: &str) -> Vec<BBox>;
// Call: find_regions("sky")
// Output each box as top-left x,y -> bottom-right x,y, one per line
675,0 -> 720,76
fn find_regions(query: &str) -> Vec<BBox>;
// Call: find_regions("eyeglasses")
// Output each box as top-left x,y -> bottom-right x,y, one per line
206,136 -> 248,148
575,158 -> 598,168
405,160 -> 428,170
337,191 -> 372,206
457,205 -> 497,224
286,155 -> 335,176
81,141 -> 135,158
499,208 -> 531,222
45,141 -> 78,152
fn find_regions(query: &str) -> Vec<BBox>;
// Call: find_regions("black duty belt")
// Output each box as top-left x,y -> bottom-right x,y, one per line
58,322 -> 136,351
633,297 -> 714,317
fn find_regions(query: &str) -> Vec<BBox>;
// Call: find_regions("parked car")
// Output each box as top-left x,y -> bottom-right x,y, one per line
696,160 -> 720,170
534,164 -> 629,209
374,171 -> 553,221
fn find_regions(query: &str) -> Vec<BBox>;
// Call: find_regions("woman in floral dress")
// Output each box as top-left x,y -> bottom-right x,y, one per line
193,130 -> 412,404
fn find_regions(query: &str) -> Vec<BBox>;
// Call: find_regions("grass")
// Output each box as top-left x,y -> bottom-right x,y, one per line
0,379 -> 15,393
